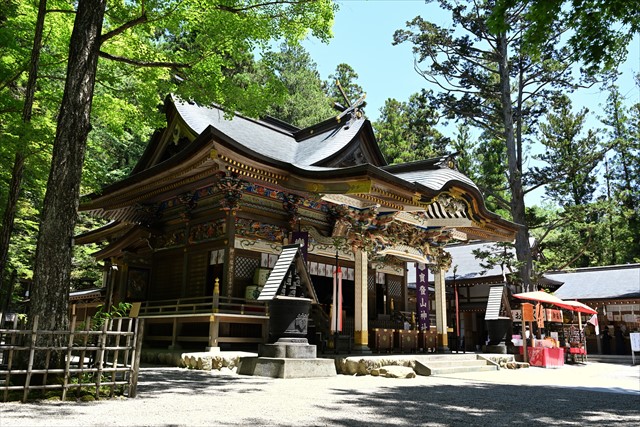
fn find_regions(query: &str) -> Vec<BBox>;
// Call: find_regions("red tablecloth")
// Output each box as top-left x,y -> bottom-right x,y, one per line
519,346 -> 565,368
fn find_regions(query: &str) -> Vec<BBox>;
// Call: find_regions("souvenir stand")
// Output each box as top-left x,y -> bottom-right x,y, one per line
512,292 -> 567,368
512,292 -> 597,367
559,300 -> 597,363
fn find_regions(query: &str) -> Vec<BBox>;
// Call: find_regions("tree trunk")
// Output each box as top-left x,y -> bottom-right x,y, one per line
0,0 -> 47,302
29,0 -> 107,368
0,153 -> 25,299
22,0 -> 48,121
497,33 -> 533,291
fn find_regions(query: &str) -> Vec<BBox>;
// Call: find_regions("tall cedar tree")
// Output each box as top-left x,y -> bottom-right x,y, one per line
393,0 -> 586,289
489,0 -> 640,74
530,95 -> 602,269
601,85 -> 640,263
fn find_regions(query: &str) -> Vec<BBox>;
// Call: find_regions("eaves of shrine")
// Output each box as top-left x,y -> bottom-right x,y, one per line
78,95 -> 519,252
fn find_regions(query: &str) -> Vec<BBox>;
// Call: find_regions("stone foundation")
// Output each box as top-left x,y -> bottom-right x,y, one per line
237,357 -> 336,378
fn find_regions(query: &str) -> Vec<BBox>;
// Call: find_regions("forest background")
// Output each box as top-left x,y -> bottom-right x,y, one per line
0,0 -> 638,323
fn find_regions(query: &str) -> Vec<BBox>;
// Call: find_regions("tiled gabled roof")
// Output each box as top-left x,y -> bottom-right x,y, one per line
173,98 -> 370,167
546,264 -> 640,300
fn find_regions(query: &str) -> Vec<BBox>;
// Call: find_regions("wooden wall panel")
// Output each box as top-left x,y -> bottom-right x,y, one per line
185,251 -> 208,298
151,249 -> 182,300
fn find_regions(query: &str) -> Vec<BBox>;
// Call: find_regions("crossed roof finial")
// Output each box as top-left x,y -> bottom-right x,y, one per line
333,80 -> 366,126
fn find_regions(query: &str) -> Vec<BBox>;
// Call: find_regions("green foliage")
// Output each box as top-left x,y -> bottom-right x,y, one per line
373,91 -> 449,164
599,84 -> 640,263
325,63 -> 364,109
474,133 -> 510,215
531,80 -> 640,269
472,242 -> 523,283
91,302 -> 132,330
259,43 -> 335,128
489,0 -> 640,74
530,95 -> 603,207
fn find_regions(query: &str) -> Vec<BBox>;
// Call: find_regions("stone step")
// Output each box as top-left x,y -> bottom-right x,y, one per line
413,359 -> 498,376
427,365 -> 498,376
418,359 -> 489,368
413,354 -> 480,362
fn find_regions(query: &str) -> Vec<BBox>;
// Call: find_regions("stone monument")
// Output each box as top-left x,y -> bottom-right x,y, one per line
237,244 -> 337,378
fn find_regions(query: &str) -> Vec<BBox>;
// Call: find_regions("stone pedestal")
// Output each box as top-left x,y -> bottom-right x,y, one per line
237,357 -> 336,379
485,344 -> 508,354
259,339 -> 316,359
238,295 -> 336,378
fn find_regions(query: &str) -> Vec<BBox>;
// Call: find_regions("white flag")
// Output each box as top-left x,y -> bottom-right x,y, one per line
587,314 -> 599,335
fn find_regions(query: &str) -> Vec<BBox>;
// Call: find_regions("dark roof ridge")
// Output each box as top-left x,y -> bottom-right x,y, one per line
381,153 -> 459,173
260,115 -> 300,132
293,113 -> 362,142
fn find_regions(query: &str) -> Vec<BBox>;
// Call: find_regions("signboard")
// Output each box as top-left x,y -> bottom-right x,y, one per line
521,303 -> 534,322
631,333 -> 640,352
545,309 -> 563,323
535,303 -> 545,328
415,263 -> 430,331
512,310 -> 522,322
630,333 -> 640,365
291,231 -> 308,261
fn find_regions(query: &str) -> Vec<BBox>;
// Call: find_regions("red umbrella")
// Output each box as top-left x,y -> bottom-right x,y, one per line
557,300 -> 597,314
513,291 -> 566,307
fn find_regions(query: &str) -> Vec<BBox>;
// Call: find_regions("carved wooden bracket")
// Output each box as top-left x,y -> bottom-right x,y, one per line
282,193 -> 303,230
216,172 -> 247,214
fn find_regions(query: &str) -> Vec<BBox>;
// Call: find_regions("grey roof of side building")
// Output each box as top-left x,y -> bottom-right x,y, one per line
173,98 -> 365,167
389,166 -> 478,192
445,241 -> 517,281
405,241 -> 515,284
545,264 -> 640,300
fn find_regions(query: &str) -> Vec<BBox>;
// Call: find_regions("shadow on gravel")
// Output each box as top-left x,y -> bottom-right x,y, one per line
312,382 -> 640,427
136,366 -> 270,396
5,366 -> 636,427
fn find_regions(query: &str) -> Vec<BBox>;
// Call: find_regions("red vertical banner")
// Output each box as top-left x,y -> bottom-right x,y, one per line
416,263 -> 430,331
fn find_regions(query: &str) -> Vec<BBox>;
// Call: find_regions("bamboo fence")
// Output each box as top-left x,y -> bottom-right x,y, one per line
0,313 -> 144,402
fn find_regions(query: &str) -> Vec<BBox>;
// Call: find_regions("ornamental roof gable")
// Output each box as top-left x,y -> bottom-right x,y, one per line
132,95 -> 386,174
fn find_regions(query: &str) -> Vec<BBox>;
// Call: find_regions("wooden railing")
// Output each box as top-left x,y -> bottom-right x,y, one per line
137,295 -> 268,318
136,281 -> 270,348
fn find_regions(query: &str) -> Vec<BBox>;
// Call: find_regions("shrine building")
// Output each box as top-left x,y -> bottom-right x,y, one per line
76,95 -> 518,353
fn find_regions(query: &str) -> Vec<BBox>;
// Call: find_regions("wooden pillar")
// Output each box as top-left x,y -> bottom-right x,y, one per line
169,317 -> 180,350
353,249 -> 370,352
207,279 -> 221,352
207,315 -> 220,350
433,266 -> 450,352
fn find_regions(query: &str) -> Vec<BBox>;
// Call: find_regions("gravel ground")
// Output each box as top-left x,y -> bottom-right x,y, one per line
1,361 -> 639,426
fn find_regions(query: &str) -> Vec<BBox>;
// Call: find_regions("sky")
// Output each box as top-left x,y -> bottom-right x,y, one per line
302,1 -> 640,122
301,0 -> 640,205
